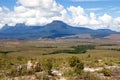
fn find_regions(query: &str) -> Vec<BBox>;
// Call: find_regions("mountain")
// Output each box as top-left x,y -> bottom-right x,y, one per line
0,20 -> 118,40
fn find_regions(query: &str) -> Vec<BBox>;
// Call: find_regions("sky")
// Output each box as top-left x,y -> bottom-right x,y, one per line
0,0 -> 120,31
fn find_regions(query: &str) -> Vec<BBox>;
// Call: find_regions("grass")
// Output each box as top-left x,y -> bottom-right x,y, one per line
0,39 -> 119,80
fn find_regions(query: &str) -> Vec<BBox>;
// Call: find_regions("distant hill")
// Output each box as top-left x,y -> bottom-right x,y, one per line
104,34 -> 120,40
0,20 -> 119,40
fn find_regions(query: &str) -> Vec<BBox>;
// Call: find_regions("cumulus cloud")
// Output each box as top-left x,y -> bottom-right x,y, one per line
67,7 -> 120,31
0,0 -> 67,27
0,7 -> 2,13
18,0 -> 40,8
99,14 -> 112,24
0,0 -> 120,31
68,6 -> 85,16
89,13 -> 99,26
67,6 -> 88,26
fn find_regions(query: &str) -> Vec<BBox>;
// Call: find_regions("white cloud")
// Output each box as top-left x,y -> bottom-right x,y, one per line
0,0 -> 66,26
18,0 -> 40,8
110,17 -> 120,32
99,14 -> 112,24
68,6 -> 85,16
67,8 -> 119,31
67,6 -> 88,26
89,13 -> 99,26
0,0 -> 120,32
0,7 -> 2,13
90,12 -> 96,19
14,6 -> 28,13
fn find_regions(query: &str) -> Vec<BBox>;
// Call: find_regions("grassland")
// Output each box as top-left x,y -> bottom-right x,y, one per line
0,39 -> 120,80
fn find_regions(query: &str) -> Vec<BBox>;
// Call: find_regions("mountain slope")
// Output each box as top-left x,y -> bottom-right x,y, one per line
0,20 -> 118,39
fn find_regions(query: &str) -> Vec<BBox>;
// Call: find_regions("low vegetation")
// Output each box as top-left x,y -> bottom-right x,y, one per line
0,40 -> 119,80
99,44 -> 117,46
102,68 -> 111,76
109,48 -> 120,51
50,45 -> 95,54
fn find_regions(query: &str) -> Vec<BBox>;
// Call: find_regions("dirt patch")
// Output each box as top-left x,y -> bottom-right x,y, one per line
111,68 -> 120,80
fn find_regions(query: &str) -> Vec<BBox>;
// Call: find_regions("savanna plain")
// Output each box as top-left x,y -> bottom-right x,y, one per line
0,39 -> 120,80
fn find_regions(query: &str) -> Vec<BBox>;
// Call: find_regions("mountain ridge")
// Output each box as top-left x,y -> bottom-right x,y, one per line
0,20 -> 119,40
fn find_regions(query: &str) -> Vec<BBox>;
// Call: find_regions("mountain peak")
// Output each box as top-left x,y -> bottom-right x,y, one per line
15,23 -> 26,27
50,20 -> 67,25
45,20 -> 69,29
52,20 -> 65,23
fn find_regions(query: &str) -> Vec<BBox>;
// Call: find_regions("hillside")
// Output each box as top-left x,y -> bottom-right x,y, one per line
0,20 -> 118,40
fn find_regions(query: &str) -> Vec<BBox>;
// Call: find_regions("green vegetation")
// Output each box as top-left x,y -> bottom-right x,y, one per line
34,46 -> 57,48
75,62 -> 84,75
50,45 -> 95,54
71,45 -> 95,53
0,40 -> 119,80
44,59 -> 53,75
99,44 -> 117,46
68,56 -> 84,75
101,68 -> 111,76
68,56 -> 80,67
109,48 -> 120,51
0,50 -> 15,57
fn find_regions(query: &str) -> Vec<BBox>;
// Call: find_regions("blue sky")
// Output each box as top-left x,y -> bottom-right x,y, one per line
0,0 -> 120,31
0,0 -> 120,17
0,0 -> 17,10
57,0 -> 120,18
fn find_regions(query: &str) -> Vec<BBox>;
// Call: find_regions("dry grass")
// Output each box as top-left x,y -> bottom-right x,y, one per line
0,39 -> 120,80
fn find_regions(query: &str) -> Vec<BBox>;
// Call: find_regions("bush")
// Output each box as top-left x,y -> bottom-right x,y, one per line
75,62 -> 84,75
45,59 -> 53,75
68,56 -> 84,75
102,68 -> 111,76
68,56 -> 80,67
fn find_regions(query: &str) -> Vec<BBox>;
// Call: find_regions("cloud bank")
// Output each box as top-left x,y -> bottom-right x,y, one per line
0,0 -> 120,32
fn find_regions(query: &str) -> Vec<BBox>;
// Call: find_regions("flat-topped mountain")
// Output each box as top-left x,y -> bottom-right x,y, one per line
0,20 -> 119,39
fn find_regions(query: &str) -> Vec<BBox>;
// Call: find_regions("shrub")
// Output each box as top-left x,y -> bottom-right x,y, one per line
87,54 -> 91,58
102,68 -> 111,76
75,62 -> 84,75
45,59 -> 53,75
68,56 -> 80,67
